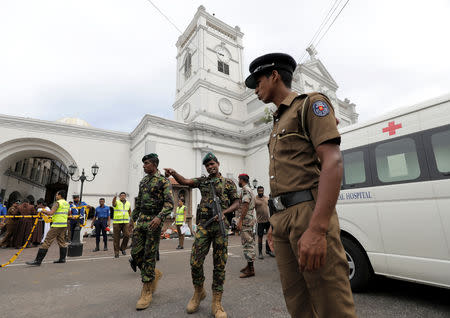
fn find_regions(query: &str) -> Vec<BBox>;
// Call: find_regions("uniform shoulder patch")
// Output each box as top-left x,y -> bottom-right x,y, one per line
312,100 -> 330,117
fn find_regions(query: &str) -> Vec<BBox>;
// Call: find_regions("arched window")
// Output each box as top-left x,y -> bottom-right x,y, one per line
21,159 -> 28,176
30,160 -> 38,181
184,52 -> 192,79
36,163 -> 42,183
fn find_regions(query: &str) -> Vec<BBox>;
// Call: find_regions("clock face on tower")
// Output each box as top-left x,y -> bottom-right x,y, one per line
216,46 -> 230,63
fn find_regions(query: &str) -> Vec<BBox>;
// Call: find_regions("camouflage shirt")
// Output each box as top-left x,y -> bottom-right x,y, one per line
132,170 -> 174,223
192,174 -> 239,221
238,184 -> 256,226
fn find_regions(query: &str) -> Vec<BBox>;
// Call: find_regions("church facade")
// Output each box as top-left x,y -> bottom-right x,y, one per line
0,6 -> 358,219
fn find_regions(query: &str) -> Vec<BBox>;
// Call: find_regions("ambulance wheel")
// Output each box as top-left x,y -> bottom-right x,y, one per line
342,236 -> 372,292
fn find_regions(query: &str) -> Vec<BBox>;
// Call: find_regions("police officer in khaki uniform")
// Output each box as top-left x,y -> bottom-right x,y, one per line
245,53 -> 356,318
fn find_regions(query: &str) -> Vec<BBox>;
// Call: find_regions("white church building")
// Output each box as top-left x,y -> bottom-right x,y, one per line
0,6 -> 358,222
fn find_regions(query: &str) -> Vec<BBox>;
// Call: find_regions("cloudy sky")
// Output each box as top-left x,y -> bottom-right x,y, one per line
1,0 -> 449,132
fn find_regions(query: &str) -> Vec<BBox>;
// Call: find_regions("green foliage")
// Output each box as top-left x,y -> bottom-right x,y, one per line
262,106 -> 273,123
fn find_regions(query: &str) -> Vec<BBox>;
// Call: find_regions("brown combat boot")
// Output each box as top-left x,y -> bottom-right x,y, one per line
186,285 -> 206,314
240,264 -> 249,273
136,282 -> 153,310
150,268 -> 163,294
240,263 -> 255,278
211,291 -> 227,318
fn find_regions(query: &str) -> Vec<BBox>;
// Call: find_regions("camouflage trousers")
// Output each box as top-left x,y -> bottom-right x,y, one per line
131,220 -> 161,283
191,222 -> 228,292
240,224 -> 255,262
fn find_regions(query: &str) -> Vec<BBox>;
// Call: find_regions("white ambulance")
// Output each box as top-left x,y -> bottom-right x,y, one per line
337,93 -> 450,291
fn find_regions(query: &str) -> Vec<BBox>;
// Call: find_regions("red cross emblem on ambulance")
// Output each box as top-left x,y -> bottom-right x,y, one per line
382,121 -> 402,136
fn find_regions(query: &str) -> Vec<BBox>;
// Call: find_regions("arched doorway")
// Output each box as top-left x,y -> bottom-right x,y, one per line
0,138 -> 77,206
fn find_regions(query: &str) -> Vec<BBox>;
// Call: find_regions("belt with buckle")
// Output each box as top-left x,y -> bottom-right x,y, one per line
269,190 -> 313,213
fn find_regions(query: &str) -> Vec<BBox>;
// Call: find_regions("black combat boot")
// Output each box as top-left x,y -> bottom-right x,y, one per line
26,248 -> 48,266
93,241 -> 100,252
54,247 -> 67,263
129,257 -> 137,272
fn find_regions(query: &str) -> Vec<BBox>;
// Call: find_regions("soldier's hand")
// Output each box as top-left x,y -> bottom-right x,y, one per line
236,220 -> 242,232
163,168 -> 175,177
267,227 -> 274,252
149,217 -> 161,229
297,227 -> 327,272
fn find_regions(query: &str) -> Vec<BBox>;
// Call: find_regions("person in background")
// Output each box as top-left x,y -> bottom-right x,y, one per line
0,200 -> 20,248
175,198 -> 186,249
254,186 -> 275,259
68,194 -> 87,242
237,173 -> 256,278
13,199 -> 39,248
112,192 -> 132,258
91,198 -> 110,252
37,199 -> 51,243
26,190 -> 69,266
0,199 -> 7,230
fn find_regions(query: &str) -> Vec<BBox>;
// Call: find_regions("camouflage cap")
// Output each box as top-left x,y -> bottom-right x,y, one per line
202,152 -> 218,165
142,153 -> 158,163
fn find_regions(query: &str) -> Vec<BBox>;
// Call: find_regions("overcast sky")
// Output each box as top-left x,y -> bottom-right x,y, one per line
1,0 -> 449,132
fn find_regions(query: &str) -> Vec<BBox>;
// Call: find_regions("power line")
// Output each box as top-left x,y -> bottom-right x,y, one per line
299,0 -> 343,63
315,0 -> 350,48
143,0 -> 222,73
299,0 -> 351,63
145,0 -> 183,34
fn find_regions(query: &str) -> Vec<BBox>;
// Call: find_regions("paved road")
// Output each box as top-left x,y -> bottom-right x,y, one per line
1,236 -> 449,318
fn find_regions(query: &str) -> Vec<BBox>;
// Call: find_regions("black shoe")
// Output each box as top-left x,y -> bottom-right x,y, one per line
54,247 -> 67,263
176,245 -> 181,249
114,254 -> 119,258
26,248 -> 48,266
258,252 -> 264,260
121,250 -> 126,255
129,257 -> 137,272
267,250 -> 275,257
93,246 -> 100,252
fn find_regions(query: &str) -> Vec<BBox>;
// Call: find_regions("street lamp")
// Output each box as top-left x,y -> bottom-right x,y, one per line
67,163 -> 99,257
252,178 -> 258,189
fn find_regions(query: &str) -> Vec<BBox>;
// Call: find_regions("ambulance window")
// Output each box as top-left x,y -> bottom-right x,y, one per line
375,138 -> 420,183
431,129 -> 450,173
343,151 -> 366,185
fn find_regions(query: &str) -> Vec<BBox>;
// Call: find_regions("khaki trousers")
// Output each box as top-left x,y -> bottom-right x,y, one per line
270,196 -> 356,318
42,227 -> 67,249
113,223 -> 130,254
176,225 -> 184,247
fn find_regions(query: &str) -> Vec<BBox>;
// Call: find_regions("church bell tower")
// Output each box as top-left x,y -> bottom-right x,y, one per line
173,6 -> 246,128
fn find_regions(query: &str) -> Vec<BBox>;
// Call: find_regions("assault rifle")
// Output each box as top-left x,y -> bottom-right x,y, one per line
202,180 -> 227,238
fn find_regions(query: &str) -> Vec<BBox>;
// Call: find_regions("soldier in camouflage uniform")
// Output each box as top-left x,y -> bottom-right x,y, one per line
237,173 -> 256,278
164,152 -> 239,318
130,153 -> 174,311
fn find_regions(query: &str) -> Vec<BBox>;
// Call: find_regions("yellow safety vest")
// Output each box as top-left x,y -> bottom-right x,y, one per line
113,200 -> 131,224
52,199 -> 70,228
175,205 -> 185,225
